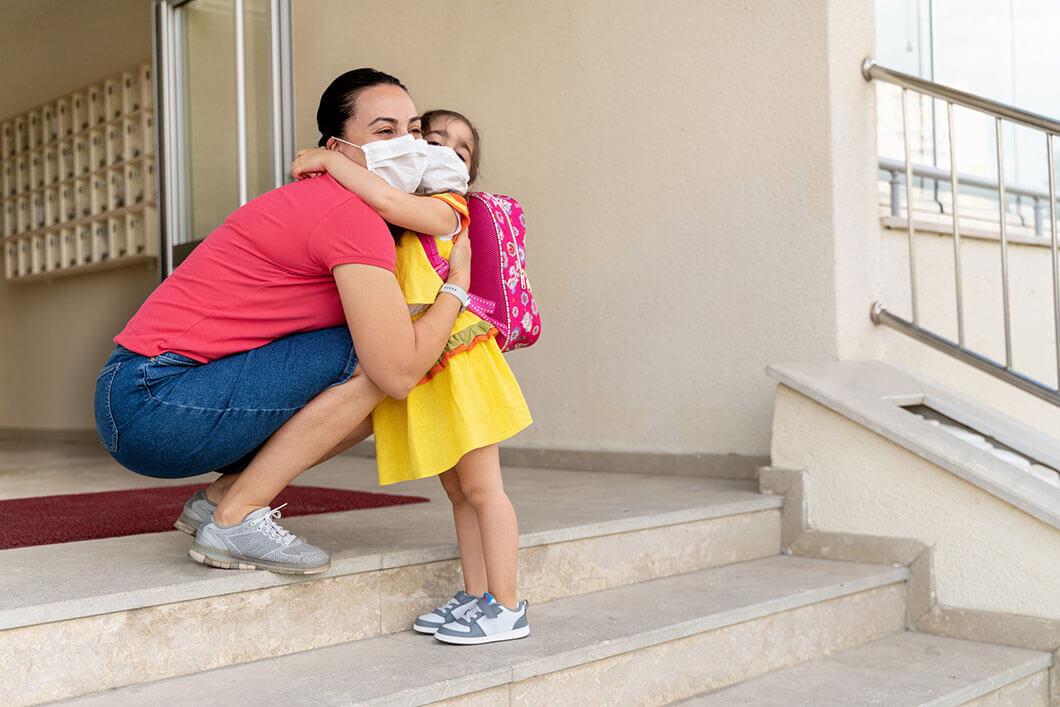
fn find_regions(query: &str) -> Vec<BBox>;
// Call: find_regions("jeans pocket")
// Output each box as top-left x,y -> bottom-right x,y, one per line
154,352 -> 200,367
94,361 -> 122,453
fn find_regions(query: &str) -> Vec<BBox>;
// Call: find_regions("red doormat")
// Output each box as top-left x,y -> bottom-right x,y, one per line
0,484 -> 428,550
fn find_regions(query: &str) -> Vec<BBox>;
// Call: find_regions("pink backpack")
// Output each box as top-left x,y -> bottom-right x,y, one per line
418,192 -> 540,351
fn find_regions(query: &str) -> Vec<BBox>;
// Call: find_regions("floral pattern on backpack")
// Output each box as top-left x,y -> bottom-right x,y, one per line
419,193 -> 540,352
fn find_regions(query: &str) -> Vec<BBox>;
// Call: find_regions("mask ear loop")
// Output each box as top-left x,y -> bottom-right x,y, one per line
331,136 -> 362,151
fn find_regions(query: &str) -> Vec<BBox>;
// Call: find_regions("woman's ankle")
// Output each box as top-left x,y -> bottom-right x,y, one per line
212,502 -> 257,527
203,484 -> 225,505
204,473 -> 239,504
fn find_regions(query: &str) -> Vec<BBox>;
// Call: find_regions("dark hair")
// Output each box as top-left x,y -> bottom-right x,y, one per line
316,68 -> 406,147
420,109 -> 481,185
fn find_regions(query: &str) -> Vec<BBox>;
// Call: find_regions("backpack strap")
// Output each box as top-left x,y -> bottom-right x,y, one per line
417,234 -> 495,316
418,234 -> 450,279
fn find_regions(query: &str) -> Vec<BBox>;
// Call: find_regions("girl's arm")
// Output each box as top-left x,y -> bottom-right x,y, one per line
292,148 -> 460,237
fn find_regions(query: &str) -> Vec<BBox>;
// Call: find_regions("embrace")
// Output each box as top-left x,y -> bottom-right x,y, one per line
92,68 -> 532,645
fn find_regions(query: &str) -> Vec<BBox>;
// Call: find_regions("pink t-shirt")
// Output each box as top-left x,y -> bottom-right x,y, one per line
116,175 -> 395,362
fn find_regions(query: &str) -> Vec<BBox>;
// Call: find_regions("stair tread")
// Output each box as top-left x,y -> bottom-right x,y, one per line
0,462 -> 778,630
62,555 -> 906,705
683,631 -> 1052,706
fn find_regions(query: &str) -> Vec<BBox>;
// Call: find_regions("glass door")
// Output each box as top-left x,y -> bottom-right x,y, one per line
153,0 -> 293,275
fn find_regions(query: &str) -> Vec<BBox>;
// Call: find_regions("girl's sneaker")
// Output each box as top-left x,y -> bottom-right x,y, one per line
435,594 -> 530,645
413,590 -> 478,634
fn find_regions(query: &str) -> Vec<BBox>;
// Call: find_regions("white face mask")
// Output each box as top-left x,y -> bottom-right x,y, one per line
332,134 -> 428,193
417,144 -> 471,195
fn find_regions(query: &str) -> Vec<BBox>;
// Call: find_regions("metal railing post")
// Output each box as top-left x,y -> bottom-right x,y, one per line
995,117 -> 1014,369
902,88 -> 920,325
947,102 -> 965,346
1048,133 -> 1060,387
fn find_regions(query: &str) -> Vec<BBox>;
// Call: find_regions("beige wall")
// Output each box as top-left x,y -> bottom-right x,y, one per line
0,0 -> 156,430
772,385 -> 1060,618
879,228 -> 1060,438
1,266 -> 156,429
292,0 -> 879,455
0,0 -> 889,454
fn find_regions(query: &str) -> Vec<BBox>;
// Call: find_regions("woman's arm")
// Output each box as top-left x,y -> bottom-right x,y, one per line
333,231 -> 472,399
292,148 -> 460,237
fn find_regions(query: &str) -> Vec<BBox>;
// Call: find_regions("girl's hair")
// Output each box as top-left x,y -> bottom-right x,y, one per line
316,68 -> 406,147
420,109 -> 481,185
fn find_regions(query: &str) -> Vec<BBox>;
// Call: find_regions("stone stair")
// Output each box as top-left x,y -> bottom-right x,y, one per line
2,454 -> 1051,705
61,556 -> 908,705
682,632 -> 1051,706
2,461 -> 778,704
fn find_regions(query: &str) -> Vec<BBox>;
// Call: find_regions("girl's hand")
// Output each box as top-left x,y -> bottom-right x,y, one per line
291,148 -> 335,180
446,229 -> 472,291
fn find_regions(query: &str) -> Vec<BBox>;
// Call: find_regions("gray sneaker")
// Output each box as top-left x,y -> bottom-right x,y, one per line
189,504 -> 330,575
435,595 -> 530,645
174,489 -> 217,535
413,590 -> 479,634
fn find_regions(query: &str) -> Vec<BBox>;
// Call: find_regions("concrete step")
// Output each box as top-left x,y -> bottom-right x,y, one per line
1,463 -> 782,704
682,631 -> 1053,706
60,555 -> 908,705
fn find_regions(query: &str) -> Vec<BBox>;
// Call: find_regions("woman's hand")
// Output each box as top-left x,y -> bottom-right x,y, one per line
291,148 -> 337,180
446,229 -> 472,291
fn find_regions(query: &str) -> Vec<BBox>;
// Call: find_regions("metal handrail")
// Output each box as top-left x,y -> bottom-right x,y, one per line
870,304 -> 1060,407
863,58 -> 1060,135
878,157 -> 1059,235
864,56 -> 1060,405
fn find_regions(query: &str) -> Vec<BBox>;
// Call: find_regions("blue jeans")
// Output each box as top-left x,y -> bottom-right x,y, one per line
94,327 -> 358,479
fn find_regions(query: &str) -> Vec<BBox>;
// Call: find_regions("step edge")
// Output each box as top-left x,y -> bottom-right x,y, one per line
361,656 -> 514,707
513,497 -> 782,549
508,568 -> 908,682
380,499 -> 781,571
1,501 -> 781,631
0,552 -> 387,632
919,654 -> 1054,707
684,633 -> 1054,705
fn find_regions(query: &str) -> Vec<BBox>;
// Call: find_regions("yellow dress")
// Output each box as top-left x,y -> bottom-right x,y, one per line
372,193 -> 533,485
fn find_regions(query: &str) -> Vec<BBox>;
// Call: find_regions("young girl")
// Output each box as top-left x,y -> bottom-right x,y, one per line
291,110 -> 532,645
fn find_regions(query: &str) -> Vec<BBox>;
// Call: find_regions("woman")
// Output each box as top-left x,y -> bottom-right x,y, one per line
93,69 -> 470,575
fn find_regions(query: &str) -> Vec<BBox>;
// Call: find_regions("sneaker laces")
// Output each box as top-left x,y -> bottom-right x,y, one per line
249,504 -> 297,547
438,595 -> 464,615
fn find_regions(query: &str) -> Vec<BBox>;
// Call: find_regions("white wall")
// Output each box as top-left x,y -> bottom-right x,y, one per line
291,0 -> 880,455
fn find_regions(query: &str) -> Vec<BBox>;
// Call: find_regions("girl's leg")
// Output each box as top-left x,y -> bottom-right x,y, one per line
213,370 -> 385,525
454,444 -> 518,608
438,468 -> 488,597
